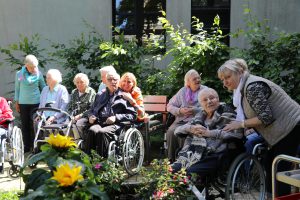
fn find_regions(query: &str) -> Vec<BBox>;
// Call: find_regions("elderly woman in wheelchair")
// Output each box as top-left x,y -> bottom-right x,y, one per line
172,88 -> 243,176
0,97 -> 23,177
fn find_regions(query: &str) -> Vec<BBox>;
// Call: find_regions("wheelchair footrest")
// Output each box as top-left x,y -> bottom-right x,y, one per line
276,169 -> 300,187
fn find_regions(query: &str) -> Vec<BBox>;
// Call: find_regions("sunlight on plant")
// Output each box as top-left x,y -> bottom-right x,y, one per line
46,133 -> 77,149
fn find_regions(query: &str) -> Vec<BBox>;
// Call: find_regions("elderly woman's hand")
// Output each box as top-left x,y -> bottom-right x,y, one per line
122,92 -> 136,105
106,116 -> 116,125
223,120 -> 244,131
89,115 -> 97,124
190,124 -> 207,135
46,116 -> 55,125
179,107 -> 194,116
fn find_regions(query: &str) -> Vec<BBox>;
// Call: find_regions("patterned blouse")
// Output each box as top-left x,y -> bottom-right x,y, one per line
245,82 -> 273,125
66,86 -> 96,118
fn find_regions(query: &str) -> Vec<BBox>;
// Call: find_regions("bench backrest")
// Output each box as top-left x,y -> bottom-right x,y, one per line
143,95 -> 167,112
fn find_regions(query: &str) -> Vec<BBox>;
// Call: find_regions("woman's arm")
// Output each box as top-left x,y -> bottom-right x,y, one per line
223,82 -> 272,131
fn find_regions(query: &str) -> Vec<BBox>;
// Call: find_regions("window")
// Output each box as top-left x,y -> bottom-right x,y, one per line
112,0 -> 166,45
191,0 -> 230,44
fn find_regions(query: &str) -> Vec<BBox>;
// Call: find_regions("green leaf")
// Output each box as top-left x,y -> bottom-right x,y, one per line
24,169 -> 52,192
86,182 -> 109,199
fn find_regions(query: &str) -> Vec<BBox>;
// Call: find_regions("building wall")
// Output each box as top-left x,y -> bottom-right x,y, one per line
0,0 -> 112,97
230,0 -> 300,48
1,0 -> 300,97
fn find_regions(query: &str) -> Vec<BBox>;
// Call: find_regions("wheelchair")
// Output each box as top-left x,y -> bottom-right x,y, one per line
189,141 -> 267,200
0,119 -> 24,178
107,122 -> 145,176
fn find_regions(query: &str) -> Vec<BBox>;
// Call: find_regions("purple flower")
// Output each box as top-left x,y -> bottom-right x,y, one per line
95,163 -> 102,169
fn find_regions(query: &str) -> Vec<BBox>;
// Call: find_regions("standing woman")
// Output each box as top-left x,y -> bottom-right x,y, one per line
14,55 -> 46,153
166,69 -> 207,162
218,58 -> 300,197
119,72 -> 145,121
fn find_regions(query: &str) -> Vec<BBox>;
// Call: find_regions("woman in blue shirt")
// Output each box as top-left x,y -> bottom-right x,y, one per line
14,55 -> 46,153
39,69 -> 69,124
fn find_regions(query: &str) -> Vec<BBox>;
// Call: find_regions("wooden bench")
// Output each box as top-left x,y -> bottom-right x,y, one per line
143,95 -> 168,163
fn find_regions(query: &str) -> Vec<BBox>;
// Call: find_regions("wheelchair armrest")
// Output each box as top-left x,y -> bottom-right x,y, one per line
119,121 -> 132,126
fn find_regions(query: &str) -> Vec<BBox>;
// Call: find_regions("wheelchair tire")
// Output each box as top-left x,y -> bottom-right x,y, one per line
122,128 -> 144,175
225,153 -> 266,200
11,126 -> 24,167
8,165 -> 21,178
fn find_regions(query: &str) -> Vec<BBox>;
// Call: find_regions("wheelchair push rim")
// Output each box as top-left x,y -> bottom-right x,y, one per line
225,153 -> 266,200
11,126 -> 24,167
122,128 -> 144,175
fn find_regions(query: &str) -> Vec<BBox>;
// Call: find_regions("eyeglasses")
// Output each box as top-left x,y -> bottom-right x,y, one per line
107,78 -> 119,82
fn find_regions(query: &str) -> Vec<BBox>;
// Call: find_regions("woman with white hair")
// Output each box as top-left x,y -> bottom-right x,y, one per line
66,73 -> 96,138
14,54 -> 46,153
39,69 -> 69,125
166,69 -> 207,162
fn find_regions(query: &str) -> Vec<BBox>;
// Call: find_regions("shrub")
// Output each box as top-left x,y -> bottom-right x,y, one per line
232,9 -> 300,103
145,12 -> 230,100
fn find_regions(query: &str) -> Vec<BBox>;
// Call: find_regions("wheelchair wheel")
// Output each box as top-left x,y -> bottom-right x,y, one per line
122,128 -> 144,175
225,153 -> 266,200
8,165 -> 21,178
11,126 -> 24,167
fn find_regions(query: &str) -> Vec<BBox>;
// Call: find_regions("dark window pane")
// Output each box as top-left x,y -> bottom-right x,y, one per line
116,0 -> 135,13
214,0 -> 230,7
192,0 -> 209,7
144,0 -> 163,12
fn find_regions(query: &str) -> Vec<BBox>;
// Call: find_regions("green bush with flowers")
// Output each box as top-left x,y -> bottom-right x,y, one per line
136,159 -> 193,199
20,133 -> 109,200
89,151 -> 127,198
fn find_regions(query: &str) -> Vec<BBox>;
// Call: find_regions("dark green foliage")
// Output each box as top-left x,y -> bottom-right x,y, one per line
232,13 -> 300,103
0,34 -> 50,70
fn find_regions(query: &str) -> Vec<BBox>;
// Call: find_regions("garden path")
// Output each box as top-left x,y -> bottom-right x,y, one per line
0,162 -> 24,191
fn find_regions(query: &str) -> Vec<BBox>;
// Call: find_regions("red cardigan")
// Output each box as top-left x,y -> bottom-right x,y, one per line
0,97 -> 14,127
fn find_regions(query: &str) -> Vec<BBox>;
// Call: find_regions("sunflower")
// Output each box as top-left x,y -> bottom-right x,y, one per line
52,163 -> 83,187
46,133 -> 77,148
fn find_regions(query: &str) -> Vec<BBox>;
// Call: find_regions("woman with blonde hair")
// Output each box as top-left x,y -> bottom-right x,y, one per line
218,58 -> 300,197
119,72 -> 145,121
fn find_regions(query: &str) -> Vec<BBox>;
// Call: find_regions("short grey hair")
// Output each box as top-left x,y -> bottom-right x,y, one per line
184,69 -> 201,87
47,69 -> 62,83
73,73 -> 89,86
99,65 -> 116,74
24,54 -> 39,67
198,87 -> 219,100
106,71 -> 120,80
218,58 -> 249,75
